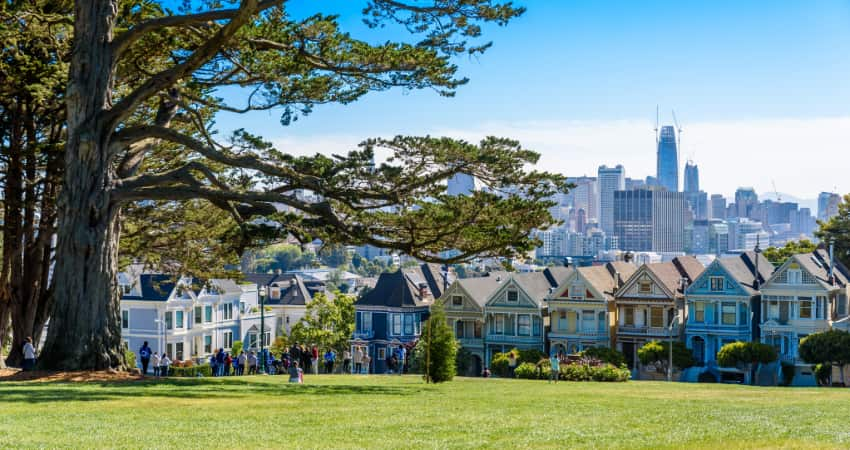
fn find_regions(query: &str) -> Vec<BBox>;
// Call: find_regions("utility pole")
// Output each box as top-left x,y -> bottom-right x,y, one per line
259,286 -> 267,374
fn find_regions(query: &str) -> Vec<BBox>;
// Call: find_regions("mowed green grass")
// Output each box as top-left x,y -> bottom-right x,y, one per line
2,375 -> 850,449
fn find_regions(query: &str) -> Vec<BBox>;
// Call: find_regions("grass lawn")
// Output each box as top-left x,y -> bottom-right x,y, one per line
2,375 -> 850,449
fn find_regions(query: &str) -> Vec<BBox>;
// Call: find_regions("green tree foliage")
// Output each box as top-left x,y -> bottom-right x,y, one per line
269,335 -> 289,357
455,345 -> 474,376
420,302 -> 457,383
763,240 -> 818,265
579,347 -> 627,367
289,292 -> 355,354
716,341 -> 777,368
637,341 -> 695,375
799,329 -> 850,386
231,341 -> 243,358
246,243 -> 314,273
816,194 -> 850,268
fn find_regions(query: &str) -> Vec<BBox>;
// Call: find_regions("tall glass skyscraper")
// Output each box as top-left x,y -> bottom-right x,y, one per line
656,126 -> 679,192
683,161 -> 699,193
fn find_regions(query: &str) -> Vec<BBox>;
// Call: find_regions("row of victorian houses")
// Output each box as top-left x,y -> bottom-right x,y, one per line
353,249 -> 850,382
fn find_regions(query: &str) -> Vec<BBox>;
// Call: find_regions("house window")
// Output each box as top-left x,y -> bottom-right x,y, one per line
415,314 -> 421,335
473,321 -> 482,338
507,290 -> 518,302
194,306 -> 202,324
710,277 -> 725,292
787,270 -> 802,285
248,333 -> 257,349
495,315 -> 504,334
650,307 -> 664,328
204,305 -> 212,322
639,281 -> 652,294
581,310 -> 594,332
570,284 -> 584,300
721,302 -> 736,325
693,302 -> 705,323
121,310 -> 129,329
624,307 -> 635,326
223,331 -> 233,350
451,295 -> 463,306
403,314 -> 414,335
558,311 -> 568,330
223,303 -> 233,320
377,347 -> 386,360
533,316 -> 542,336
165,311 -> 173,330
204,335 -> 212,354
166,343 -> 173,359
799,297 -> 813,319
598,311 -> 606,332
262,332 -> 270,347
391,314 -> 402,335
121,284 -> 132,295
361,312 -> 372,332
456,321 -> 465,338
518,315 -> 531,336
175,342 -> 184,360
175,310 -> 184,329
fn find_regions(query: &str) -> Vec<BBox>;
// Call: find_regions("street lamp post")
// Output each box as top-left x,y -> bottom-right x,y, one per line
667,313 -> 681,382
259,286 -> 267,374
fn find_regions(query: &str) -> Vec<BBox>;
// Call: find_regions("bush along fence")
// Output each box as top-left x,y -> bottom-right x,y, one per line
514,359 -> 630,382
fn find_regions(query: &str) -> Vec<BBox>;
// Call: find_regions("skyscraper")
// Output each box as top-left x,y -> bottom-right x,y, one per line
613,189 -> 685,252
656,125 -> 679,192
683,161 -> 699,193
818,192 -> 841,221
734,187 -> 758,219
598,165 -> 625,234
710,194 -> 727,220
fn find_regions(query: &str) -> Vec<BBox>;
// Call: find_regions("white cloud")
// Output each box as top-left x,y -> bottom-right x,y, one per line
271,117 -> 850,199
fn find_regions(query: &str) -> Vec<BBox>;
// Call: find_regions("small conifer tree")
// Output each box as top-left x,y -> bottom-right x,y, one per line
421,302 -> 457,383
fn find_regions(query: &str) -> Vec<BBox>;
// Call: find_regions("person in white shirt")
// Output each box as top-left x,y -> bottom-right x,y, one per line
354,347 -> 363,374
237,351 -> 247,376
22,337 -> 36,371
160,354 -> 172,376
151,352 -> 161,376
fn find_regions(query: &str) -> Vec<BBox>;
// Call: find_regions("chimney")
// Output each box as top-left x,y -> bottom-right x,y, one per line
753,236 -> 762,291
418,282 -> 428,299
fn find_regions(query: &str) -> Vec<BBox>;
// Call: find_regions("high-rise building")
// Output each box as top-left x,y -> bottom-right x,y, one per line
734,187 -> 758,219
447,173 -> 475,196
818,192 -> 841,221
598,165 -> 625,235
656,125 -> 679,192
685,191 -> 709,221
613,189 -> 685,252
710,194 -> 727,220
709,221 -> 730,255
683,161 -> 699,193
727,218 -> 768,251
625,177 -> 646,191
565,177 -> 598,223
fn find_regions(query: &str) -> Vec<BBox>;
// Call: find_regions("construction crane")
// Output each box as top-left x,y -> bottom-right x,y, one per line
654,105 -> 660,144
671,109 -> 683,148
772,180 -> 782,202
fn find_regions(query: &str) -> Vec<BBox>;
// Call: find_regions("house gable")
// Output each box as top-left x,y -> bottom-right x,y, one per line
763,256 -> 826,290
486,278 -> 539,310
616,267 -> 673,300
687,260 -> 749,297
552,271 -> 605,302
439,283 -> 484,313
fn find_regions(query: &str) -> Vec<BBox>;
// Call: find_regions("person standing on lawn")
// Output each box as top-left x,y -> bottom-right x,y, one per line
362,351 -> 371,374
353,347 -> 363,374
151,352 -> 161,376
396,346 -> 406,375
22,337 -> 36,371
247,351 -> 258,375
138,341 -> 152,375
160,353 -> 171,376
508,352 -> 518,378
549,353 -> 560,383
342,349 -> 352,374
237,351 -> 247,375
311,345 -> 319,375
324,349 -> 336,374
215,348 -> 226,376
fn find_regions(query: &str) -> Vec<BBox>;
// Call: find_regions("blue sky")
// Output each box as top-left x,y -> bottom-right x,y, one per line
218,0 -> 850,199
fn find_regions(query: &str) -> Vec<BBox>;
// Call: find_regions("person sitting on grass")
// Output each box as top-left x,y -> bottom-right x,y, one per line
289,361 -> 303,384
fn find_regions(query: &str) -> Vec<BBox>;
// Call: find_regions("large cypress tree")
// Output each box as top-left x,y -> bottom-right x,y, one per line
32,0 -> 570,371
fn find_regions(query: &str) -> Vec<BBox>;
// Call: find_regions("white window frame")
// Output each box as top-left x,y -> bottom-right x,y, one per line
451,295 -> 463,306
710,277 -> 725,292
203,335 -> 212,354
223,331 -> 233,350
506,290 -> 519,302
721,302 -> 736,325
175,310 -> 184,329
693,302 -> 705,323
391,313 -> 402,335
121,310 -> 129,329
517,314 -> 531,336
204,305 -> 213,323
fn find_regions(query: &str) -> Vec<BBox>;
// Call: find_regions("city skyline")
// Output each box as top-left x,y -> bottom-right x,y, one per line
216,1 -> 850,199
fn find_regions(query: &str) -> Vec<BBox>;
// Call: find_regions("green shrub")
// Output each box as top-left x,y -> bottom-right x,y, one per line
517,348 -> 546,365
579,347 -> 626,367
780,361 -> 795,386
638,340 -> 694,374
124,349 -> 137,370
717,341 -> 778,368
514,362 -> 540,379
170,364 -> 213,377
420,302 -> 457,383
559,363 -> 629,382
490,352 -> 511,378
814,363 -> 832,386
490,348 -> 546,378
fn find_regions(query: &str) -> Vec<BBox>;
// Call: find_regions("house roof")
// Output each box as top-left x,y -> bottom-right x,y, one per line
242,272 -> 331,305
356,263 -> 452,308
715,251 -> 775,295
792,250 -> 850,289
208,278 -> 243,295
511,268 -> 567,305
643,256 -> 705,297
122,274 -> 176,301
577,261 -> 637,299
455,272 -> 508,307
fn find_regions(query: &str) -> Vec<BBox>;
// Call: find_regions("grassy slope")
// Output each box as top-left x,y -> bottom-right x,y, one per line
1,375 -> 850,449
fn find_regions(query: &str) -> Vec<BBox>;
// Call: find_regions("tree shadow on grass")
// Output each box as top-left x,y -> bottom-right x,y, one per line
0,377 -> 428,404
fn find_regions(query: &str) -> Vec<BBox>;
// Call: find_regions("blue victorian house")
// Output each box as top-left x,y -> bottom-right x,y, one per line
684,251 -> 774,365
352,263 -> 451,374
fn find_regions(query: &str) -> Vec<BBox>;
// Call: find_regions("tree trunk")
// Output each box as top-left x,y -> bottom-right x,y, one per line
0,303 -> 10,369
38,0 -> 124,371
